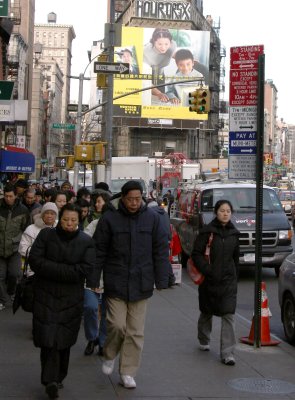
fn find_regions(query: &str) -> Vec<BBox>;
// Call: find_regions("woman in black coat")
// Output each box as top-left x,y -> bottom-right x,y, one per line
28,203 -> 97,399
191,200 -> 240,366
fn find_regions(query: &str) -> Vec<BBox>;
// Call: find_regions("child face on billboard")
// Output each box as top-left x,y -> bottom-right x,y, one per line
177,58 -> 194,76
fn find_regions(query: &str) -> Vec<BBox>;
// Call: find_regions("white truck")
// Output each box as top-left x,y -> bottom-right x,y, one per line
109,156 -> 156,196
68,157 -> 157,196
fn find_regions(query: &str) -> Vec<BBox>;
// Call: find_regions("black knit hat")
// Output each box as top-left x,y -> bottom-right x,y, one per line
121,180 -> 143,196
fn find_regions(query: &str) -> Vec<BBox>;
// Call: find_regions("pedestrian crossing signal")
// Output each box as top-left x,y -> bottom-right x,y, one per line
188,88 -> 210,113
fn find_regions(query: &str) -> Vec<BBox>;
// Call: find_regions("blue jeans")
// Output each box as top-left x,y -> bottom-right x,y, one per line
83,289 -> 106,347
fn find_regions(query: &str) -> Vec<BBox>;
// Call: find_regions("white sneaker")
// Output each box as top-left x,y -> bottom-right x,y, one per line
0,303 -> 5,311
102,359 -> 115,375
120,375 -> 136,389
199,344 -> 210,351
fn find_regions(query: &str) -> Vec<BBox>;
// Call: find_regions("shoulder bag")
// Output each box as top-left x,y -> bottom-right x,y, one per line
13,248 -> 34,314
187,233 -> 214,285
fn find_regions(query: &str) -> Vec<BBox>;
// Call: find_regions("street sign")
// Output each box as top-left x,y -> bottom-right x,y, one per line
67,104 -> 89,112
229,106 -> 257,132
0,0 -> 8,17
229,132 -> 257,155
93,62 -> 130,74
228,45 -> 264,180
0,81 -> 14,100
230,45 -> 264,70
229,45 -> 263,107
229,70 -> 258,106
52,123 -> 76,130
228,155 -> 256,179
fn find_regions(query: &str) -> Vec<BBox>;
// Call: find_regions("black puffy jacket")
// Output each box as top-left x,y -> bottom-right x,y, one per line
93,200 -> 170,302
191,218 -> 240,316
28,226 -> 96,350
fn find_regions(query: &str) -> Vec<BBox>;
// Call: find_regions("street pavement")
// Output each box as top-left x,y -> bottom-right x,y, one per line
1,270 -> 295,400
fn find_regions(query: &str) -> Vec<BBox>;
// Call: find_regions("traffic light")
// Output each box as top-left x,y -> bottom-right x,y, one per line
66,155 -> 75,169
55,156 -> 67,168
188,88 -> 210,113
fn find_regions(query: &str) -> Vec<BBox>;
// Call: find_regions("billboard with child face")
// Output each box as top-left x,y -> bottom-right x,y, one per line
113,26 -> 210,121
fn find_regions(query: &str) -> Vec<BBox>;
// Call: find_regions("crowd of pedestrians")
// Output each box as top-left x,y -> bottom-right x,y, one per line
0,177 -> 240,399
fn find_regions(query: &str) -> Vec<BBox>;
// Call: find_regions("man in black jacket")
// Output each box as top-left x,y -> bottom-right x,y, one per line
0,184 -> 30,310
93,180 -> 170,389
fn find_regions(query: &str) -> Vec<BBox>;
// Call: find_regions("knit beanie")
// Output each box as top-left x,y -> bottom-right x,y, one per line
121,180 -> 143,196
41,202 -> 58,217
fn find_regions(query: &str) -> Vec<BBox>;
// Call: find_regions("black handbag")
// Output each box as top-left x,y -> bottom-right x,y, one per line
13,248 -> 34,314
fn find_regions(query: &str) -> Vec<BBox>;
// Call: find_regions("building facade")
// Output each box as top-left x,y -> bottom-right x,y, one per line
32,12 -> 76,177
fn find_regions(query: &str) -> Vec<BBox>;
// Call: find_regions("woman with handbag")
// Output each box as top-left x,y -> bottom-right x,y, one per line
28,203 -> 97,399
191,200 -> 240,366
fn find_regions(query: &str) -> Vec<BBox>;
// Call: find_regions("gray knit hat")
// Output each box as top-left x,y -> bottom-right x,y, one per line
41,202 -> 58,217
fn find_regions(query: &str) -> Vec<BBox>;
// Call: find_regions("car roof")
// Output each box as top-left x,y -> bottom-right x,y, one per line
179,181 -> 275,191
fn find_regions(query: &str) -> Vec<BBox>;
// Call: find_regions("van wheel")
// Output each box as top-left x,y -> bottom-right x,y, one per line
282,293 -> 295,344
274,266 -> 280,277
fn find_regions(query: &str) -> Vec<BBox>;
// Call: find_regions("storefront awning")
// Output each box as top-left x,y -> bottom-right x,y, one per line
0,146 -> 35,173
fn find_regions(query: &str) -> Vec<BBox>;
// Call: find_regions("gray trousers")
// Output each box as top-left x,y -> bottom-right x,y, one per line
104,297 -> 148,377
0,253 -> 22,304
198,312 -> 236,359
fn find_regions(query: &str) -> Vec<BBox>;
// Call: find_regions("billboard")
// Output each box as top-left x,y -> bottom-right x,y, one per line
113,26 -> 210,121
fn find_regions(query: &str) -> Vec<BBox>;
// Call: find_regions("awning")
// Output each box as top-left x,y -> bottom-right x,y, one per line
0,146 -> 35,173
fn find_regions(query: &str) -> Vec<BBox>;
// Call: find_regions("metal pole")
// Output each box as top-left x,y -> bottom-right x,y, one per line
104,0 -> 115,185
73,73 -> 84,193
254,53 -> 265,348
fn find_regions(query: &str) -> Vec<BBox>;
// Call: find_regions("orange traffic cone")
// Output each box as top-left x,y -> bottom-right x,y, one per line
240,282 -> 280,346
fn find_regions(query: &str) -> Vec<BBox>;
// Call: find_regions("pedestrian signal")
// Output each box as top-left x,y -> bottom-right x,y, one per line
189,88 -> 210,113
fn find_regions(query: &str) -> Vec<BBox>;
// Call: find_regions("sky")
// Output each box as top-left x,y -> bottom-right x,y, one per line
35,0 -> 294,123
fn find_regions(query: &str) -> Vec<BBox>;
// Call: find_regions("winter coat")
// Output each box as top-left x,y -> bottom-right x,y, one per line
18,214 -> 57,257
92,199 -> 170,302
28,226 -> 97,350
0,198 -> 30,258
148,205 -> 172,241
191,218 -> 240,316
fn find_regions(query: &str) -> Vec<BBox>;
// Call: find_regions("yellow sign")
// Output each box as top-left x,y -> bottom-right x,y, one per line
113,26 -> 210,121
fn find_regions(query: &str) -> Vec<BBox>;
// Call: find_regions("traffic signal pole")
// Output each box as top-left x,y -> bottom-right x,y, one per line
73,73 -> 84,193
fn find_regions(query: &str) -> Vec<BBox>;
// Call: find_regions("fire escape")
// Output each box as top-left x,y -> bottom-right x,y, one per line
5,0 -> 21,97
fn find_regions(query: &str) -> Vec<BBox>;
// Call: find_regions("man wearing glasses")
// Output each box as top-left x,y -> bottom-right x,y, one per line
93,180 -> 170,389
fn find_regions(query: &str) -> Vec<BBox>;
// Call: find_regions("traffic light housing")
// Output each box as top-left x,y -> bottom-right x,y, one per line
55,156 -> 67,168
188,88 -> 210,113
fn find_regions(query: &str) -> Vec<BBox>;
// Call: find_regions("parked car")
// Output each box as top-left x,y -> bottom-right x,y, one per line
278,190 -> 295,224
278,253 -> 295,344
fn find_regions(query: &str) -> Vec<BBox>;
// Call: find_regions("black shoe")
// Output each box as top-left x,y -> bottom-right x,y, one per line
45,382 -> 59,399
84,340 -> 96,355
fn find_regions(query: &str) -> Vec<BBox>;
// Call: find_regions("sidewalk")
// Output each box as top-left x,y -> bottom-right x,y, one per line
1,270 -> 295,399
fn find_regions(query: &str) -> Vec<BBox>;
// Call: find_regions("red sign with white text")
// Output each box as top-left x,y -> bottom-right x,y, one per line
230,45 -> 264,70
230,45 -> 264,106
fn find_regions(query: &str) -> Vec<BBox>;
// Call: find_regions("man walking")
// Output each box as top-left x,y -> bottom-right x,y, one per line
0,184 -> 30,310
93,180 -> 170,389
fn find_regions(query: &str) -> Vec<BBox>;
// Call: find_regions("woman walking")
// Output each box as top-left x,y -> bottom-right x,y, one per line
28,203 -> 97,399
191,200 -> 240,365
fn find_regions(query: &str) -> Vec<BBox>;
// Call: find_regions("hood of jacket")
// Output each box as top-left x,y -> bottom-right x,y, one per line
34,213 -> 57,229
